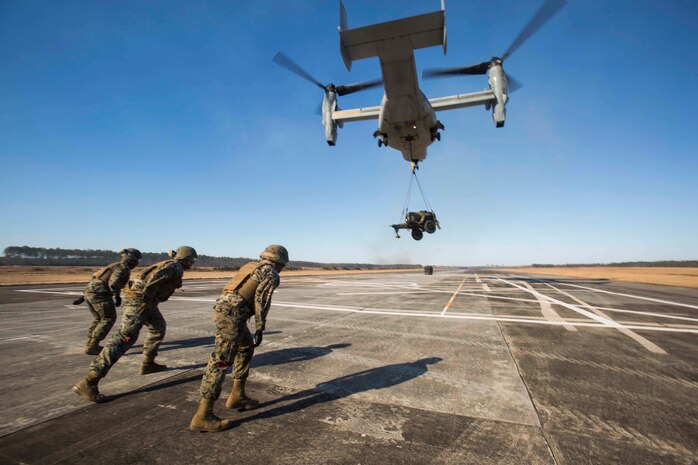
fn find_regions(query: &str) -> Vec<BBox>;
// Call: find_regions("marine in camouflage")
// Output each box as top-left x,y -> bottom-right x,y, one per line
199,261 -> 281,400
89,258 -> 184,378
83,259 -> 133,344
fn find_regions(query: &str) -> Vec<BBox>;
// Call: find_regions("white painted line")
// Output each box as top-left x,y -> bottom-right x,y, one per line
594,306 -> 698,322
523,282 -> 577,332
555,282 -> 698,310
146,296 -> 698,333
8,284 -> 527,305
474,273 -> 481,284
482,283 -> 491,293
267,302 -> 698,333
335,291 -> 436,296
0,336 -> 33,342
15,290 -> 82,296
498,278 -> 621,328
441,276 -> 468,315
546,283 -> 666,354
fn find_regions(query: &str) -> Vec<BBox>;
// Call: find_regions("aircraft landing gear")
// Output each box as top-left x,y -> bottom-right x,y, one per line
430,120 -> 444,142
373,130 -> 388,147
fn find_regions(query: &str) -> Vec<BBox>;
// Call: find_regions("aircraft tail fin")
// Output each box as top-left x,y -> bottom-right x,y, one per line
339,2 -> 446,71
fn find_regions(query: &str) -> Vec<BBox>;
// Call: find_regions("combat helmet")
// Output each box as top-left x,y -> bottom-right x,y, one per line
260,244 -> 289,265
120,248 -> 142,261
172,246 -> 198,261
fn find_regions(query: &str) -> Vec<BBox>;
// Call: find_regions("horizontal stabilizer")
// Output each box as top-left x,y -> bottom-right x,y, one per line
340,9 -> 446,70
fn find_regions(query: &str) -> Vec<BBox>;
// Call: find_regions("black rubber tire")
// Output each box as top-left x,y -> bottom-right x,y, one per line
424,220 -> 436,234
411,228 -> 424,241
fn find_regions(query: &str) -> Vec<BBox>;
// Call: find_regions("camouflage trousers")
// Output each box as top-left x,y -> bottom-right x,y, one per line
199,295 -> 255,400
90,299 -> 166,379
84,281 -> 116,342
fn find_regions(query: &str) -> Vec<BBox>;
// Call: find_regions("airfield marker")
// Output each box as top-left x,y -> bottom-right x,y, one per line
498,278 -> 622,328
522,281 -> 577,332
555,282 -> 698,310
441,275 -> 468,315
545,283 -> 667,354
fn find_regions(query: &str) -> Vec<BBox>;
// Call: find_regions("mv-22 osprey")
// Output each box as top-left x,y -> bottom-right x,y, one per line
274,0 -> 565,165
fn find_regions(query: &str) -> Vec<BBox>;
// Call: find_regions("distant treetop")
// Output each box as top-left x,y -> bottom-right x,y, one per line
1,246 -> 419,269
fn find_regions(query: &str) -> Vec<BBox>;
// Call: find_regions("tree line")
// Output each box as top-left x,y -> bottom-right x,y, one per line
1,246 -> 419,270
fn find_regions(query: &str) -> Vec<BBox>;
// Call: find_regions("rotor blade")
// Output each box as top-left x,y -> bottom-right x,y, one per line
272,52 -> 326,90
507,74 -> 523,93
422,61 -> 490,79
335,78 -> 383,96
502,0 -> 566,61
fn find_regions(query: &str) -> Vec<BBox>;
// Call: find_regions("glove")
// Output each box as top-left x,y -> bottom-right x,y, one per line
114,295 -> 122,307
253,330 -> 263,347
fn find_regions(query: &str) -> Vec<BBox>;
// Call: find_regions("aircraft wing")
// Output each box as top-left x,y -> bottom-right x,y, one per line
333,89 -> 496,123
429,90 -> 495,112
332,105 -> 381,123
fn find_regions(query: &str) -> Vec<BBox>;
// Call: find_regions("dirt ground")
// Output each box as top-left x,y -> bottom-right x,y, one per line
500,267 -> 698,288
0,266 -> 422,286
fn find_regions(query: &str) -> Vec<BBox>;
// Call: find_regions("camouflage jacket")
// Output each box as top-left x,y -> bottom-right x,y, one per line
125,259 -> 184,304
222,261 -> 280,332
88,261 -> 131,295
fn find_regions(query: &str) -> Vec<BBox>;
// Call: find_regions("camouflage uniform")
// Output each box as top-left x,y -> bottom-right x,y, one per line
199,261 -> 280,400
83,262 -> 131,343
90,259 -> 183,378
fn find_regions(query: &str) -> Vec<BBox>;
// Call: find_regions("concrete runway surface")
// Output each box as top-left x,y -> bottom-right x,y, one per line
0,270 -> 696,464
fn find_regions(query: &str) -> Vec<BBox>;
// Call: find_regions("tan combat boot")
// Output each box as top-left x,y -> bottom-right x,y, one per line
189,398 -> 233,432
84,338 -> 104,356
141,357 -> 167,375
72,372 -> 105,403
225,378 -> 259,411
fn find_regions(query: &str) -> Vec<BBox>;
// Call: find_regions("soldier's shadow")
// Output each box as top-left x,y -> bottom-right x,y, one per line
110,343 -> 354,400
127,331 -> 284,354
164,343 -> 352,373
252,343 -> 351,369
231,357 -> 442,428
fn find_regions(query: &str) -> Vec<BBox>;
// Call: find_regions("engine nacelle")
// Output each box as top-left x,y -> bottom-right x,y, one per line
322,91 -> 338,146
488,63 -> 508,128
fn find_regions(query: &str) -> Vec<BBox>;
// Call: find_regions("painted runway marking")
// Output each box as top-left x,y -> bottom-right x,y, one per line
482,283 -> 491,293
441,276 -> 468,315
15,290 -> 82,296
266,301 -> 698,333
11,285 -> 698,335
555,282 -> 698,310
546,283 -> 666,354
594,306 -> 698,322
498,278 -> 621,328
335,291 -> 437,296
522,282 -> 577,332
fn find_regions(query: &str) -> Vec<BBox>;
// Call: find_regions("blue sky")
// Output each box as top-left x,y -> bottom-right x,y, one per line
1,0 -> 696,266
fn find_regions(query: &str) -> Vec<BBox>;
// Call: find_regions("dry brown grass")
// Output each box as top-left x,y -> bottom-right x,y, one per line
499,267 -> 698,288
0,266 -> 421,286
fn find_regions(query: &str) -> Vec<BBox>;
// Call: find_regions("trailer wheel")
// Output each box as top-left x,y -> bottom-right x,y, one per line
424,220 -> 436,234
411,228 -> 424,241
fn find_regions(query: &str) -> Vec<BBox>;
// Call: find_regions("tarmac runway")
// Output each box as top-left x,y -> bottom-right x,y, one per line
0,270 -> 696,464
